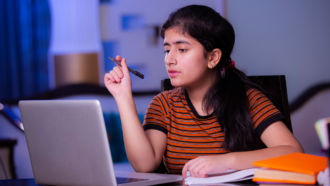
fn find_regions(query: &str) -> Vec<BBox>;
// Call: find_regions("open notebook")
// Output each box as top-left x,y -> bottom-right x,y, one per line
185,168 -> 257,185
19,100 -> 182,186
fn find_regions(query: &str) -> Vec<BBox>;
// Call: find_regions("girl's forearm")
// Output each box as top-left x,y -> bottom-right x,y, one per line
228,145 -> 304,170
115,95 -> 161,172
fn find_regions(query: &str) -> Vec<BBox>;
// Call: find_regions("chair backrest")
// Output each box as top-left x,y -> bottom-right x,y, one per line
161,75 -> 293,133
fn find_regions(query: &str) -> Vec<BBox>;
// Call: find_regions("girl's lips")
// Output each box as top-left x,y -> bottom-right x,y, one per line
168,70 -> 180,77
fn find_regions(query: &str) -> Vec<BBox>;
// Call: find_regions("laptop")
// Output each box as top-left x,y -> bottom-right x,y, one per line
19,100 -> 182,186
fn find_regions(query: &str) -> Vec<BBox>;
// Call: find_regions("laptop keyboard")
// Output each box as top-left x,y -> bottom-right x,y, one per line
116,177 -> 149,184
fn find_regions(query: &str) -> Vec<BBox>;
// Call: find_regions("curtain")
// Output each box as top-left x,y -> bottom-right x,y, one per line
0,0 -> 51,102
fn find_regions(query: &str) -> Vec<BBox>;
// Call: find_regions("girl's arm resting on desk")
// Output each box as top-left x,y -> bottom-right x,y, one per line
104,56 -> 167,173
182,120 -> 304,178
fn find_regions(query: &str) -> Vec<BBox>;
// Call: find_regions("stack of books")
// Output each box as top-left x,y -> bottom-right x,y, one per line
252,152 -> 328,184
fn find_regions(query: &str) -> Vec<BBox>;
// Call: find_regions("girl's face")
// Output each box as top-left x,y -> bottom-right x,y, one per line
163,28 -> 211,89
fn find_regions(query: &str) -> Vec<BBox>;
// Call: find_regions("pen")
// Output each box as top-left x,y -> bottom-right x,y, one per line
108,57 -> 144,79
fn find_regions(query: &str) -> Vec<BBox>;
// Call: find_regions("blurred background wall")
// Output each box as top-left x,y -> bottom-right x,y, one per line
226,0 -> 330,102
1,0 -> 329,102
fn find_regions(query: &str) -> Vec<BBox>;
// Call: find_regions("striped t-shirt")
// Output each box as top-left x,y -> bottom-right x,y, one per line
142,88 -> 284,174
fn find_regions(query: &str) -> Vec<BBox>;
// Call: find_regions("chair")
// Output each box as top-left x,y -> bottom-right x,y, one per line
161,75 -> 293,132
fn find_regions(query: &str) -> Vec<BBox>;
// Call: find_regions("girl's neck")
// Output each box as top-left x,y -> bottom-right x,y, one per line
186,80 -> 213,116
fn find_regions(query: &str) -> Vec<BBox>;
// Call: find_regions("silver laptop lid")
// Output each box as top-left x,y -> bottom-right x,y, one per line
19,100 -> 182,186
19,100 -> 117,186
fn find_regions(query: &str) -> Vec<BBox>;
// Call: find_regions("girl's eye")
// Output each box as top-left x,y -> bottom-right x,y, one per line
164,50 -> 170,54
179,49 -> 187,52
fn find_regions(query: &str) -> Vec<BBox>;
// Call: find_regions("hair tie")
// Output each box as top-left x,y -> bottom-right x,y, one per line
226,59 -> 235,69
221,59 -> 235,71
221,59 -> 235,78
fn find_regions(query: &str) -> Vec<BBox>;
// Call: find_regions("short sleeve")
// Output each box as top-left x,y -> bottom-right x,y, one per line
142,93 -> 168,135
247,89 -> 285,137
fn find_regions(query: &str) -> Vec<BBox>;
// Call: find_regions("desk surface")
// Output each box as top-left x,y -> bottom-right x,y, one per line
0,178 -> 262,186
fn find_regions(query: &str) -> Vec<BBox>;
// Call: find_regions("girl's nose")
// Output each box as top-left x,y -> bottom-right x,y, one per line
165,51 -> 176,66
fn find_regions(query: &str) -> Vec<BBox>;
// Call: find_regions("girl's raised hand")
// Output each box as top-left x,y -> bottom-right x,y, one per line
104,55 -> 132,100
182,155 -> 231,178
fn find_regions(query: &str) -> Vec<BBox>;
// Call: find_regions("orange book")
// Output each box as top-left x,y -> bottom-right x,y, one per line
252,152 -> 328,184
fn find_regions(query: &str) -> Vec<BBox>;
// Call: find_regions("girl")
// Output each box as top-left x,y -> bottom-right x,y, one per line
104,5 -> 303,178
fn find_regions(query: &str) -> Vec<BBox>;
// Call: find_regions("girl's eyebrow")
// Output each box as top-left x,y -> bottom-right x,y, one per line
163,40 -> 191,46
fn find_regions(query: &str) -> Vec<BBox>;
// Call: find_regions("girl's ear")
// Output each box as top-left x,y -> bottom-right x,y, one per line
207,48 -> 222,69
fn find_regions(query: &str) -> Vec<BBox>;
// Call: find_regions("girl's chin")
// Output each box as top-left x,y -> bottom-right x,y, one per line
169,79 -> 184,87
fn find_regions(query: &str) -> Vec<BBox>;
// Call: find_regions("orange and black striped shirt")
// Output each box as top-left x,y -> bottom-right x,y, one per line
142,88 -> 284,174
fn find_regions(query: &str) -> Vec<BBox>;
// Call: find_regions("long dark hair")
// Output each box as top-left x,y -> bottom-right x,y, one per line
160,5 -> 264,152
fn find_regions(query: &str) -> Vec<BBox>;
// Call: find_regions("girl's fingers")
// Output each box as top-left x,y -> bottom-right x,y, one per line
113,66 -> 124,78
182,160 -> 192,178
182,157 -> 201,178
113,73 -> 121,83
188,159 -> 204,178
194,165 -> 208,178
182,167 -> 188,178
116,55 -> 121,62
120,57 -> 130,76
193,166 -> 206,178
114,55 -> 130,77
109,70 -> 122,83
182,156 -> 211,178
104,73 -> 115,84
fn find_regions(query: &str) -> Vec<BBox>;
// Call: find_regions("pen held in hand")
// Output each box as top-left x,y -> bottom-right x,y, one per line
108,57 -> 144,79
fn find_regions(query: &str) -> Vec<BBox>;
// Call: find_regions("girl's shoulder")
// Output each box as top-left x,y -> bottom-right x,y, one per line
246,87 -> 266,98
246,87 -> 275,109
